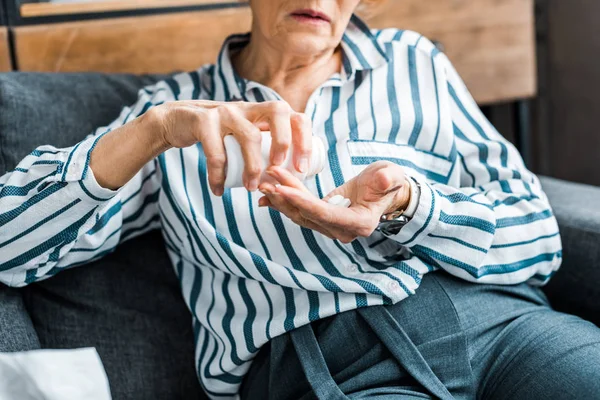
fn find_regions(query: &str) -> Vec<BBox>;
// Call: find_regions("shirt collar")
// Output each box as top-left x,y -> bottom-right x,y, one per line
340,15 -> 389,77
212,15 -> 389,101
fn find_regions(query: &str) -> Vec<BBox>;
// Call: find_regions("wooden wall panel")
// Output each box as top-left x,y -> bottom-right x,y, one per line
13,0 -> 536,104
14,8 -> 252,75
21,0 -> 230,18
0,28 -> 11,72
364,0 -> 537,105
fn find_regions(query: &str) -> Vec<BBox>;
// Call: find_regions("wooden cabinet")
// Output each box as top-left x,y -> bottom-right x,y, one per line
0,28 -> 11,72
12,0 -> 536,106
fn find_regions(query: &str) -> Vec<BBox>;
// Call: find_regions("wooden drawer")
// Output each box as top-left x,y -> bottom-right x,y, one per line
13,0 -> 535,104
0,27 -> 11,72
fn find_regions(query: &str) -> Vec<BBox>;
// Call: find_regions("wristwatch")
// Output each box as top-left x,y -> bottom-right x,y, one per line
377,177 -> 421,236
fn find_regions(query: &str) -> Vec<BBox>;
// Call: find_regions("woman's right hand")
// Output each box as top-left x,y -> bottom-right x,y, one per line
149,100 -> 313,196
90,99 -> 311,195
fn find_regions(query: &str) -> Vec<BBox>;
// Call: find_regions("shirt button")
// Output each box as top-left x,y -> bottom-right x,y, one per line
346,263 -> 359,274
387,281 -> 401,292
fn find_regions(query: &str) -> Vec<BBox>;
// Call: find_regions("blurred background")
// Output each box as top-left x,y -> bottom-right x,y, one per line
0,0 -> 598,186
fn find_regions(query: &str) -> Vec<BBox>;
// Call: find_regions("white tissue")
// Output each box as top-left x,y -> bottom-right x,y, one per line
0,348 -> 112,400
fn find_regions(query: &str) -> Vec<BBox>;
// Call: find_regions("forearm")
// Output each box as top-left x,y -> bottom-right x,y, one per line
0,135 -> 123,286
0,81 -> 172,286
90,109 -> 170,190
0,134 -> 162,286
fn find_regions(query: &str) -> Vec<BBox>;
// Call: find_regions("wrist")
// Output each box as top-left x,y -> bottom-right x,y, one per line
89,109 -> 170,190
141,106 -> 172,156
384,177 -> 412,215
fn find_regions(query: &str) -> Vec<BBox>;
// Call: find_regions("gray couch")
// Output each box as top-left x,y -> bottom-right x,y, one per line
0,73 -> 599,400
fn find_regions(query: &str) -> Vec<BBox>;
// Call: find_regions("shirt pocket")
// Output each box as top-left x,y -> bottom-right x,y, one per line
345,139 -> 454,185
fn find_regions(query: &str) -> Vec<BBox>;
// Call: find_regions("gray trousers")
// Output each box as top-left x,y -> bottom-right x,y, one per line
241,271 -> 600,400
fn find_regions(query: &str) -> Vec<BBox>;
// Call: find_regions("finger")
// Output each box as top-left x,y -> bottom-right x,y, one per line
197,110 -> 227,196
258,182 -> 277,195
258,196 -> 272,208
322,179 -> 355,203
260,182 -> 307,222
221,108 -> 263,191
275,185 -> 371,233
258,184 -> 278,211
265,166 -> 310,193
260,184 -> 299,217
290,113 -> 313,173
253,120 -> 270,131
263,101 -> 292,166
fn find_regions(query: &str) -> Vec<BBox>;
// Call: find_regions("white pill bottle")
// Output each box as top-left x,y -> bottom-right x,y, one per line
223,132 -> 327,189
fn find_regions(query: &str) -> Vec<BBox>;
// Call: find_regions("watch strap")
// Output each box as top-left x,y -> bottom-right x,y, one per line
403,177 -> 421,218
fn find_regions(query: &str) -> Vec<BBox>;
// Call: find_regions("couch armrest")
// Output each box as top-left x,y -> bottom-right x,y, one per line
539,176 -> 600,325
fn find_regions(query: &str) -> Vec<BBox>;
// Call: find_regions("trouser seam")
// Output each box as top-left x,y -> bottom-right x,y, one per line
428,274 -> 476,395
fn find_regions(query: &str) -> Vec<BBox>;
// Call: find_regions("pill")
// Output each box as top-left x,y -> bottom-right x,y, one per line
328,195 -> 351,208
328,195 -> 345,205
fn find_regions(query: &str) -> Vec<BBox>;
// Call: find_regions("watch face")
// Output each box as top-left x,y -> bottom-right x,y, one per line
378,216 -> 410,236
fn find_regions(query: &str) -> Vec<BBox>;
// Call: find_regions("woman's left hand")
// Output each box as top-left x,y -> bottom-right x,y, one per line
258,161 -> 412,243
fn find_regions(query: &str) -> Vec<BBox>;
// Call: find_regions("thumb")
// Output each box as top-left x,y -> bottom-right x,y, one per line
369,163 -> 406,196
323,180 -> 354,203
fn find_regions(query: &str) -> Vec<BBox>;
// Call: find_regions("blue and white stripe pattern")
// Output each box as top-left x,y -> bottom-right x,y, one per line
0,16 -> 561,398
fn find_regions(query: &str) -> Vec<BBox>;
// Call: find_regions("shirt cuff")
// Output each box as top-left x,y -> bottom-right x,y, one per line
54,132 -> 119,202
384,176 -> 441,247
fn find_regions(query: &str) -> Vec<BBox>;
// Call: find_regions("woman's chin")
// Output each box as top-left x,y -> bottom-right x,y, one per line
277,34 -> 335,57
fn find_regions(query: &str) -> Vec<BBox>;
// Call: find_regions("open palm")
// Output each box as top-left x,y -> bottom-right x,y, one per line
258,161 -> 411,243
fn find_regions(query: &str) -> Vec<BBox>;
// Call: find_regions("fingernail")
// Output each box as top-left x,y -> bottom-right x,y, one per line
298,157 -> 308,173
213,186 -> 224,196
248,178 -> 259,192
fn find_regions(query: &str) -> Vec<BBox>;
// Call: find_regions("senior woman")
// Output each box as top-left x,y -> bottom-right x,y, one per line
2,0 -> 600,398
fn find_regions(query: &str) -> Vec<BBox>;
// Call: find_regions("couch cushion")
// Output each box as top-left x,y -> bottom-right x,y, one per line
540,176 -> 600,326
0,286 -> 40,353
22,231 -> 204,400
0,72 -> 206,399
0,73 -> 159,175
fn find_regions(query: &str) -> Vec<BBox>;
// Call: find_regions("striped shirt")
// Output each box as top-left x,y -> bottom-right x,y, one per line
0,16 -> 562,398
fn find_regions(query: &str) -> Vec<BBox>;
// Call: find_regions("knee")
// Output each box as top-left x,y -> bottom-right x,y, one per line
485,315 -> 600,400
514,342 -> 600,399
